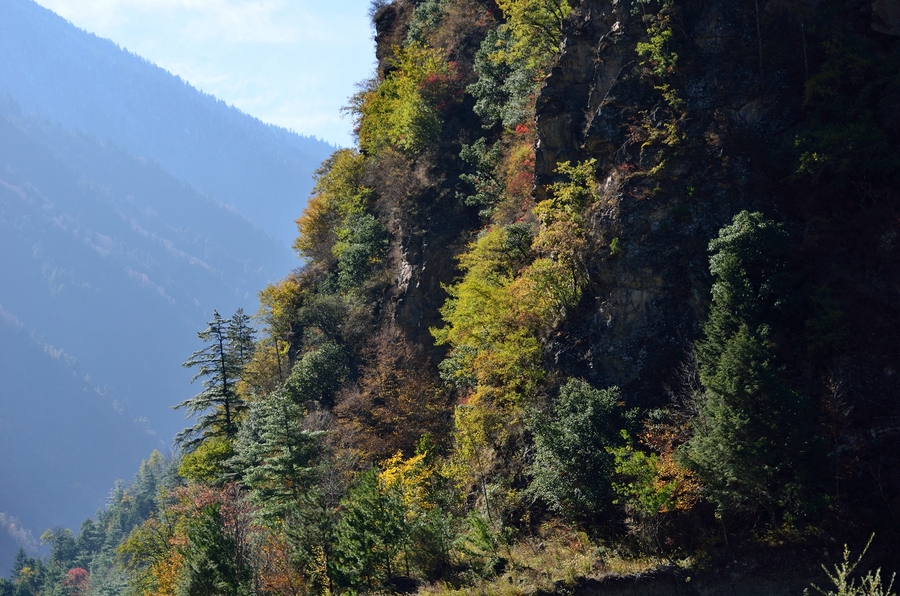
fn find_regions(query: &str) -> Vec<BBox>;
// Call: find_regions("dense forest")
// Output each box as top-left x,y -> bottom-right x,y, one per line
4,0 -> 899,593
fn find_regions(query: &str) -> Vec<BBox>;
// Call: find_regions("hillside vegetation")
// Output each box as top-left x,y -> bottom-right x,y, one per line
4,0 -> 899,594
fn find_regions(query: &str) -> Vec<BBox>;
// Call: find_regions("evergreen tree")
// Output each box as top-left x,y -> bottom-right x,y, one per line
174,310 -> 256,452
686,211 -> 820,519
336,469 -> 409,589
526,379 -> 623,526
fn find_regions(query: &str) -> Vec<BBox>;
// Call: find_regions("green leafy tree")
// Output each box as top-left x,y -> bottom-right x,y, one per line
352,43 -> 459,154
526,379 -> 623,525
492,0 -> 571,72
468,26 -> 536,128
177,504 -> 250,596
336,469 -> 409,589
174,310 -> 256,453
281,342 -> 348,409
334,212 -> 389,291
231,388 -> 331,568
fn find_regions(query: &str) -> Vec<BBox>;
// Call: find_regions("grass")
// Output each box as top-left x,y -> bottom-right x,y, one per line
418,523 -> 667,596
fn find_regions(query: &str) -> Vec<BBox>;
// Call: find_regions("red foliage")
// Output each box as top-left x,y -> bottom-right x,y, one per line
63,568 -> 89,596
507,169 -> 535,198
514,123 -> 533,136
418,66 -> 463,112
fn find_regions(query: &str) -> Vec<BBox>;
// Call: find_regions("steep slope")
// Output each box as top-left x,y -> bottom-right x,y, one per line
0,0 -> 335,247
0,312 -> 158,568
6,0 -> 898,593
0,103 -> 299,557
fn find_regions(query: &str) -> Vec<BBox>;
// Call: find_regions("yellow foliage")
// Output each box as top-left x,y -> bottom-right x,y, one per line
354,43 -> 457,154
177,437 -> 233,484
445,396 -> 506,492
379,451 -> 433,513
150,549 -> 183,596
492,0 -> 572,72
293,149 -> 370,260
252,272 -> 311,394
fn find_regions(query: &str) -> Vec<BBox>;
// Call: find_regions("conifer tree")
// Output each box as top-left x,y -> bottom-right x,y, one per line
686,211 -> 820,518
174,309 -> 255,452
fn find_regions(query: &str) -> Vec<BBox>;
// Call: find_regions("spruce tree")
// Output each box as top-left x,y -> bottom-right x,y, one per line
686,211 -> 819,519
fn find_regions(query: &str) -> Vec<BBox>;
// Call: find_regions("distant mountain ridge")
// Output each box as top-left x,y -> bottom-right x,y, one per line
0,0 -> 337,567
0,101 -> 290,565
0,0 -> 336,247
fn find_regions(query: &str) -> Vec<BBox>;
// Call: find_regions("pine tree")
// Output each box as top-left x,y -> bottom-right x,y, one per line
174,310 -> 256,452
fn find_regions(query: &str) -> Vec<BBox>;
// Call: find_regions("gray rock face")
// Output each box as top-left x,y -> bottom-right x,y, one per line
533,0 -> 807,404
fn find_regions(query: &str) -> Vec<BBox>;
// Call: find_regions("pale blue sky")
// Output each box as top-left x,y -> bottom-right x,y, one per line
33,0 -> 376,146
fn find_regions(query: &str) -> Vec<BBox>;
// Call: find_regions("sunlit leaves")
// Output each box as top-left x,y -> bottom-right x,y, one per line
353,44 -> 459,154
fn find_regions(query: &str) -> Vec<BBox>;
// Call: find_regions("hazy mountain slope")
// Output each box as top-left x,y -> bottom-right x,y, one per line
0,105 -> 301,556
0,311 -> 158,568
0,103 -> 296,435
0,0 -> 335,247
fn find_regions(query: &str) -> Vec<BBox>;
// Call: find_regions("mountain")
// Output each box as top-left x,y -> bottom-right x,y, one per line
0,0 -> 335,248
0,308 -> 158,568
0,0 -> 338,565
0,101 -> 294,562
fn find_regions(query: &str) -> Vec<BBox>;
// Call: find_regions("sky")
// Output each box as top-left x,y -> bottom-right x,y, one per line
32,0 -> 376,147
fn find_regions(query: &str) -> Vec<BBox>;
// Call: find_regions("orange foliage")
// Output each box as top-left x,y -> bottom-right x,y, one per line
639,411 -> 701,512
333,328 -> 452,462
252,532 -> 306,596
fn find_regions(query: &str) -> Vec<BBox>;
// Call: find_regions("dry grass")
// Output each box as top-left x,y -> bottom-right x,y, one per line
418,523 -> 668,596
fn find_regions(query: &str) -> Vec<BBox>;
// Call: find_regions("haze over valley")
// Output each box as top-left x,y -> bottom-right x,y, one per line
0,0 -> 336,566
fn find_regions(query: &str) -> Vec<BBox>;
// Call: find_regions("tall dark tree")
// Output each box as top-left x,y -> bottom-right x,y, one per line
686,211 -> 821,519
174,310 -> 256,452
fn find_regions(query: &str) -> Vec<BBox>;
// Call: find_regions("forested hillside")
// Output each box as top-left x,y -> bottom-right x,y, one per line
0,0 -> 336,563
5,0 -> 898,594
0,0 -> 335,246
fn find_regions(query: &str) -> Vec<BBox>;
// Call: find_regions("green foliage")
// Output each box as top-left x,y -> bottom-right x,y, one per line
334,212 -> 389,291
173,310 -> 256,453
232,388 -> 326,521
609,237 -> 623,255
530,159 -> 598,310
432,226 -> 544,407
609,431 -> 676,519
453,511 -> 508,578
527,380 -> 623,524
635,20 -> 677,78
795,39 -> 900,182
405,0 -> 447,45
282,342 -> 348,409
493,0 -> 572,73
295,149 -> 372,262
353,43 -> 458,154
230,388 -> 336,592
177,504 -> 250,596
695,211 -> 790,376
459,137 -> 505,215
336,469 -> 410,588
686,212 -> 820,518
178,438 -> 234,485
468,27 -> 536,128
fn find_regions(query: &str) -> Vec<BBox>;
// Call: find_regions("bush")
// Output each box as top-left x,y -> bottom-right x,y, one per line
526,379 -> 623,525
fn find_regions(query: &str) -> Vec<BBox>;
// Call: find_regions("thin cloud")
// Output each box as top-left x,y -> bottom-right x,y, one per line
0,513 -> 38,554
